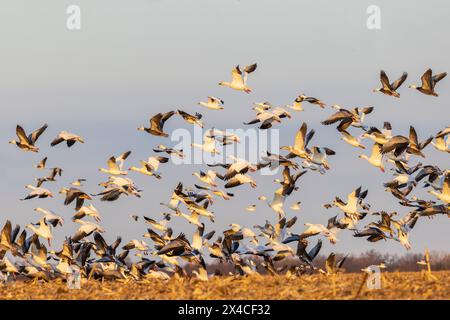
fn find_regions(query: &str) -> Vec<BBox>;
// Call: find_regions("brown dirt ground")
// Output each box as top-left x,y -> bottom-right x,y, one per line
0,271 -> 448,300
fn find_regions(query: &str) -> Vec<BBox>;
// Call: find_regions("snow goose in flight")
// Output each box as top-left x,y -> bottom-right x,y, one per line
35,167 -> 63,187
153,145 -> 185,158
59,187 -> 92,210
71,178 -> 86,187
99,155 -> 129,176
428,172 -> 450,203
280,122 -> 314,160
9,124 -> 48,152
361,122 -> 392,145
191,136 -> 220,155
245,204 -> 257,212
34,208 -> 64,227
297,94 -> 326,108
381,134 -> 410,157
219,63 -> 257,93
192,170 -> 222,187
432,127 -> 450,153
177,110 -> 204,128
51,131 -> 84,147
72,204 -> 101,222
138,111 -> 176,137
290,202 -> 301,211
407,126 -> 432,158
157,233 -> 193,257
72,219 -> 104,242
321,105 -> 373,131
340,130 -> 366,149
194,184 -> 234,200
373,70 -> 408,97
26,218 -> 52,246
286,95 -> 304,111
21,185 -> 53,200
122,240 -> 149,254
198,96 -> 224,110
224,173 -> 257,189
129,156 -> 168,179
34,157 -> 47,170
409,68 -> 447,96
207,128 -> 240,145
308,147 -> 335,170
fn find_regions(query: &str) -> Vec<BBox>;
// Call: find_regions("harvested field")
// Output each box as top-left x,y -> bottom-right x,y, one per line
0,271 -> 448,300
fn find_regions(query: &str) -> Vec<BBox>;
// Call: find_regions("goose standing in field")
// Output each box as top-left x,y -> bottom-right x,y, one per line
432,127 -> 450,153
26,219 -> 52,246
373,70 -> 408,98
198,96 -> 224,110
138,111 -> 176,137
409,68 -> 447,96
177,110 -> 204,128
153,145 -> 185,158
51,131 -> 84,147
34,208 -> 64,227
219,63 -> 257,93
340,130 -> 366,149
59,187 -> 92,210
359,143 -> 385,172
34,157 -> 48,170
21,185 -> 54,200
9,124 -> 48,152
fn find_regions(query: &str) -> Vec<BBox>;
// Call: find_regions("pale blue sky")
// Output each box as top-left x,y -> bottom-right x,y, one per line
0,0 -> 449,255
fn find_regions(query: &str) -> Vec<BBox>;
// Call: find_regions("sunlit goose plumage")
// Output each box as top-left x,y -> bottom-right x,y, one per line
358,143 -> 385,172
73,204 -> 101,222
191,136 -> 220,154
9,124 -> 48,153
428,172 -> 450,203
193,170 -> 222,187
34,208 -> 64,227
26,219 -> 52,246
224,174 -> 257,189
34,157 -> 47,170
219,63 -> 257,93
21,185 -> 53,200
298,94 -> 326,108
432,127 -> 450,153
72,219 -> 104,242
153,145 -> 185,158
340,130 -> 365,149
409,68 -> 447,96
177,110 -> 204,128
373,70 -> 408,98
198,96 -> 224,110
59,187 -> 92,210
51,131 -> 84,147
280,122 -> 314,160
138,111 -> 176,137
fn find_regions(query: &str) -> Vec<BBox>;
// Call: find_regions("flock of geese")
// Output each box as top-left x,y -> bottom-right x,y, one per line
0,65 -> 449,282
